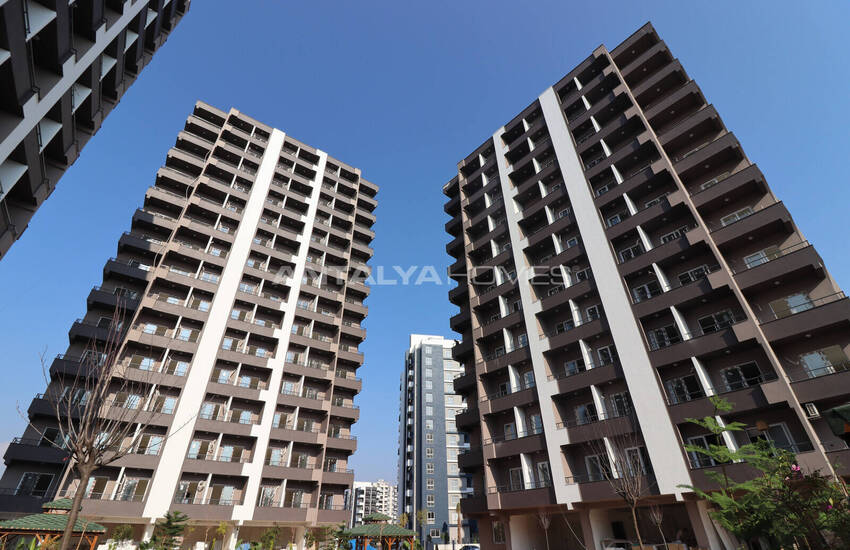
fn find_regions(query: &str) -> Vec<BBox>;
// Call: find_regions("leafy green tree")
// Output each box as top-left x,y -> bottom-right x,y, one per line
679,396 -> 850,548
259,527 -> 280,550
151,511 -> 189,550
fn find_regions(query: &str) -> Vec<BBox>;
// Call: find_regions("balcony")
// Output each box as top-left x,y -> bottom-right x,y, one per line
483,430 -> 545,460
544,315 -> 608,351
760,293 -> 850,344
732,242 -> 823,292
458,448 -> 483,470
710,201 -> 793,249
790,363 -> 850,403
480,345 -> 531,375
551,361 -> 621,395
674,133 -> 741,181
486,481 -> 555,510
4,438 -> 68,464
456,407 -> 479,429
689,164 -> 766,211
667,373 -> 778,424
648,315 -> 750,365
557,411 -> 633,444
480,384 -> 537,416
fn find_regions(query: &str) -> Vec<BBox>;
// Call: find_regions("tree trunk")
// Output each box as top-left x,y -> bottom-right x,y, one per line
630,505 -> 644,549
59,464 -> 94,550
544,530 -> 550,550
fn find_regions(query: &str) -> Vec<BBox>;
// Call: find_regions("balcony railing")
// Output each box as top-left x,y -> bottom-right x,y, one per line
556,408 -> 631,429
764,292 -> 846,322
484,426 -> 543,445
789,360 -> 850,383
548,358 -> 615,381
541,311 -> 603,339
481,381 -> 535,402
732,241 -> 810,273
488,479 -> 552,493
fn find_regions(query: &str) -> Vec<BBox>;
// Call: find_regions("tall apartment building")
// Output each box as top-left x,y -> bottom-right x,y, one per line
444,22 -> 850,550
0,0 -> 189,258
0,101 -> 377,547
398,335 -> 475,545
349,480 -> 398,527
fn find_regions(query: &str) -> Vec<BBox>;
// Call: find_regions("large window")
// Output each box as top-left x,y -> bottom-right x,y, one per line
426,495 -> 435,507
492,520 -> 506,544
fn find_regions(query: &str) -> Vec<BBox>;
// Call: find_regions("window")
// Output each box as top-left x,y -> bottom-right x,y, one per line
697,310 -> 735,334
425,406 -> 433,416
426,495 -> 435,507
425,368 -> 433,378
644,193 -> 669,208
625,446 -> 649,476
425,393 -> 433,403
536,461 -> 552,485
648,325 -> 680,349
743,246 -> 781,269
426,478 -> 435,490
516,333 -> 528,347
586,304 -> 601,320
563,358 -> 584,376
585,454 -> 611,481
769,293 -> 813,319
632,280 -> 662,302
720,207 -> 753,226
659,226 -> 689,244
426,463 -> 434,474
425,433 -> 434,443
609,392 -> 632,417
597,346 -> 615,365
425,419 -> 434,430
575,403 -> 597,425
529,413 -> 543,435
665,374 -> 704,404
447,463 -> 459,475
607,212 -> 626,226
677,264 -> 710,285
503,422 -> 516,440
449,478 -> 460,490
424,380 -> 432,390
16,473 -> 53,497
507,467 -> 524,491
563,236 -> 579,248
746,422 -> 795,452
425,448 -> 434,458
800,346 -> 848,378
522,371 -> 535,389
492,520 -> 506,544
427,511 -> 436,523
424,357 -> 433,365
720,362 -> 762,392
429,529 -> 441,538
687,434 -> 722,468
618,242 -> 643,262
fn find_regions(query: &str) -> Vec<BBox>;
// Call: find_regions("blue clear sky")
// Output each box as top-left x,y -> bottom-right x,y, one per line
0,1 -> 848,483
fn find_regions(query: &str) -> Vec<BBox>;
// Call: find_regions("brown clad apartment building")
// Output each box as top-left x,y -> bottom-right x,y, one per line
0,0 -> 190,258
0,101 -> 377,547
444,22 -> 850,550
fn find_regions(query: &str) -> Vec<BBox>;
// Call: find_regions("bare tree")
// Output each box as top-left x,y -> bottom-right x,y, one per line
536,510 -> 553,550
648,505 -> 668,550
22,301 -> 163,550
557,510 -> 586,550
586,416 -> 657,549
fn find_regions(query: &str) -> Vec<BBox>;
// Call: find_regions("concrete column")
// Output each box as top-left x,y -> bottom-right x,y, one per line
717,416 -> 740,453
580,508 -> 613,550
573,76 -> 582,90
652,262 -> 672,291
622,192 -> 638,215
636,225 -> 653,251
579,339 -> 595,369
568,299 -> 582,326
520,453 -> 535,488
670,306 -> 691,341
507,365 -> 521,392
600,139 -> 612,157
610,163 -> 623,183
581,95 -> 591,110
691,356 -> 716,396
685,499 -> 738,550
590,385 -> 607,417
514,406 -> 528,435
223,527 -> 239,550
293,527 -> 306,550
560,265 -> 573,288
142,523 -> 156,543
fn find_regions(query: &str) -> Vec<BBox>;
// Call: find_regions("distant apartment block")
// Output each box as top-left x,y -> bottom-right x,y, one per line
399,335 -> 475,545
349,479 -> 398,527
0,0 -> 189,258
444,22 -> 850,550
0,101 -> 377,547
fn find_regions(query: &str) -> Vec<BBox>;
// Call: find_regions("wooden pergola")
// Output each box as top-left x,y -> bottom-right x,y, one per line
343,514 -> 416,550
0,499 -> 105,550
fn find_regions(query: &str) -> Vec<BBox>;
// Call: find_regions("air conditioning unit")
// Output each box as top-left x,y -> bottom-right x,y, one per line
804,402 -> 820,419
